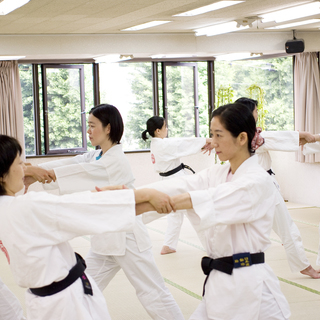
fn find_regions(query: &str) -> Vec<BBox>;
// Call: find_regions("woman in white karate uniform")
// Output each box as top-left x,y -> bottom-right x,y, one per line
37,105 -> 184,320
139,103 -> 291,320
235,97 -> 320,279
142,116 -> 211,254
0,134 -> 174,320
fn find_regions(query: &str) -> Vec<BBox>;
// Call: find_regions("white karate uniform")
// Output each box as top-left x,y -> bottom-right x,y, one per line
0,277 -> 26,320
303,140 -> 320,155
40,144 -> 184,320
303,139 -> 320,265
256,131 -> 310,272
0,189 -> 136,320
150,137 -> 206,250
142,156 -> 291,320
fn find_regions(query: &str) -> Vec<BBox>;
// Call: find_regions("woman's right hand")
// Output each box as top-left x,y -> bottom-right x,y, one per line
134,188 -> 176,214
148,189 -> 176,213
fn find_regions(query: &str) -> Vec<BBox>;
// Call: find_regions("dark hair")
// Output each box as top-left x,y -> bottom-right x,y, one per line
212,103 -> 256,153
89,104 -> 124,144
0,135 -> 22,195
141,116 -> 165,141
234,97 -> 258,113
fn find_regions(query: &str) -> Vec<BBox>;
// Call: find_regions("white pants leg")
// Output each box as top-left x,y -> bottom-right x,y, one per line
259,283 -> 290,320
86,249 -> 121,291
0,277 -> 26,320
86,234 -> 184,320
189,283 -> 289,320
272,196 -> 310,272
188,297 -> 209,320
163,210 -> 185,250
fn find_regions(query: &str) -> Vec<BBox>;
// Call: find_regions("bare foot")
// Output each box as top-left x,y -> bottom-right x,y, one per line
161,246 -> 176,255
300,265 -> 320,279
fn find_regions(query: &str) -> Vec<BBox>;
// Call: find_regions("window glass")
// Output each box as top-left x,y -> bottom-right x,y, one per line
215,57 -> 294,130
19,64 -> 35,156
198,62 -> 209,137
99,62 -> 154,151
44,66 -> 85,152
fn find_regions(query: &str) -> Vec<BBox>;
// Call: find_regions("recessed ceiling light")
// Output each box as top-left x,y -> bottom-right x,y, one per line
261,2 -> 320,23
174,1 -> 244,17
195,21 -> 249,37
151,54 -> 196,59
0,56 -> 26,60
0,0 -> 30,15
215,52 -> 254,61
121,21 -> 171,31
94,54 -> 133,63
266,19 -> 320,29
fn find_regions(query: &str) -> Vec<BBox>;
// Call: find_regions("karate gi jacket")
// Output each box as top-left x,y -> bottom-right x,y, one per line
150,137 -> 206,177
257,131 -> 299,170
303,140 -> 320,154
39,145 -> 151,255
0,190 -> 135,289
142,156 -> 291,320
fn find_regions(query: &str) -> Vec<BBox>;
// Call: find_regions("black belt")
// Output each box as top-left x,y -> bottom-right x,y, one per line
267,169 -> 275,175
201,252 -> 264,296
30,253 -> 93,297
159,163 -> 195,177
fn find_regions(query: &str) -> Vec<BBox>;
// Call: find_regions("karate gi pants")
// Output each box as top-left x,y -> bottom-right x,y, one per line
189,283 -> 289,320
86,233 -> 184,320
26,273 -> 111,320
0,278 -> 26,320
163,210 -> 185,250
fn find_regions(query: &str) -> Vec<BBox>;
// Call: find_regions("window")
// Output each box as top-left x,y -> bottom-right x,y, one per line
99,62 -> 154,151
42,65 -> 86,154
215,57 -> 294,131
20,63 -> 95,156
20,64 -> 36,155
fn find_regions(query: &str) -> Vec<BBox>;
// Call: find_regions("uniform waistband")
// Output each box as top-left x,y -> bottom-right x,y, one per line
30,253 -> 92,297
159,163 -> 195,177
201,252 -> 265,296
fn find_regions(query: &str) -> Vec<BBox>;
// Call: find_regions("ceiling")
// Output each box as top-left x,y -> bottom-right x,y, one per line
1,0 -> 320,60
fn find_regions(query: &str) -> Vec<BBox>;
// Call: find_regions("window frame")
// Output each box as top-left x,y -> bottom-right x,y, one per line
41,64 -> 87,155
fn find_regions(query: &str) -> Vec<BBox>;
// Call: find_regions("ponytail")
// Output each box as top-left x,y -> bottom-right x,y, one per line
141,129 -> 149,141
141,116 -> 165,141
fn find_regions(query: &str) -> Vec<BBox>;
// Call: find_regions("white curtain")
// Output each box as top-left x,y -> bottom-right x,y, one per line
0,60 -> 25,159
294,52 -> 320,163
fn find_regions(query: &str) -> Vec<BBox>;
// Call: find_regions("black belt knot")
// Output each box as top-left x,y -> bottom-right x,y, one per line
159,163 -> 195,177
267,169 -> 275,175
201,252 -> 264,296
30,253 -> 93,297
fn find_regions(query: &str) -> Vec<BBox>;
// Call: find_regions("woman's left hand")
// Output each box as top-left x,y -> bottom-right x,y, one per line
148,189 -> 176,213
94,185 -> 128,192
202,142 -> 214,155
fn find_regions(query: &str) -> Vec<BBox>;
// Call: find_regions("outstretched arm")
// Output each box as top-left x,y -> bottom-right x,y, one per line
299,131 -> 317,146
24,165 -> 56,192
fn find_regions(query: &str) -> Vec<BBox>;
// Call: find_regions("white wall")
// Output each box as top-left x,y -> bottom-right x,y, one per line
270,150 -> 320,207
1,30 -> 318,60
27,150 -> 320,207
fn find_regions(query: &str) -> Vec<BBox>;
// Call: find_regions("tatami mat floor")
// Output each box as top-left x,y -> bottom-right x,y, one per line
1,202 -> 320,319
